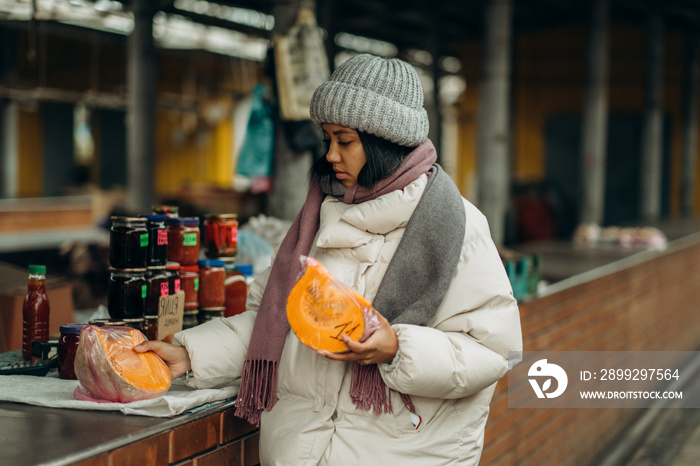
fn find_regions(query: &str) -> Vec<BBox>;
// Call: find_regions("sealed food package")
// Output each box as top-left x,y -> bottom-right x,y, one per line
287,256 -> 381,353
73,325 -> 172,403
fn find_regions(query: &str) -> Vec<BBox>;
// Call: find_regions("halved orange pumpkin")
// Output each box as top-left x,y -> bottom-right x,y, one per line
74,325 -> 172,403
287,257 -> 369,352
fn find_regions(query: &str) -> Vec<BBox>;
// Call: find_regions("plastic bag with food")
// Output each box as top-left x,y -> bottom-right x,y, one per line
73,325 -> 172,403
286,256 -> 381,353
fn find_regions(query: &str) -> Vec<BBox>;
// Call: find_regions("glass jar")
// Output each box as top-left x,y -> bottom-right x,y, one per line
224,262 -> 249,318
166,217 -> 201,266
124,318 -> 145,332
109,217 -> 148,269
146,266 -> 169,317
140,214 -> 168,267
183,310 -> 199,330
58,323 -> 85,380
143,315 -> 158,341
198,259 -> 226,308
204,214 -> 239,258
180,265 -> 200,311
165,261 -> 181,295
198,307 -> 225,325
108,268 -> 147,320
152,205 -> 179,218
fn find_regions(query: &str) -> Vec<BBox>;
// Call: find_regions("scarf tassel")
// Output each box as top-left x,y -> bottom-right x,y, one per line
350,363 -> 415,415
234,359 -> 279,427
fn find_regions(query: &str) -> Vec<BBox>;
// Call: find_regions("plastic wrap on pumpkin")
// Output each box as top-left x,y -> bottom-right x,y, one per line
287,256 -> 381,353
73,325 -> 172,403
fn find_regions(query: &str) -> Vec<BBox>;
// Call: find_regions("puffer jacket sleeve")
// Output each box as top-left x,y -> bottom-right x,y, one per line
379,203 -> 522,399
173,266 -> 271,389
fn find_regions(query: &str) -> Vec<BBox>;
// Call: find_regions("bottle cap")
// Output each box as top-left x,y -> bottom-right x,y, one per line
237,264 -> 254,276
198,259 -> 226,268
60,323 -> 86,335
28,265 -> 46,275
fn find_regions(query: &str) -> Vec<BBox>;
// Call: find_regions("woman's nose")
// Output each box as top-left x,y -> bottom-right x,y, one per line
326,144 -> 341,163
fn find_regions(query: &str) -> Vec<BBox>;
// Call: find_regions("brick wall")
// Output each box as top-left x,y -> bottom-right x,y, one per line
75,409 -> 259,466
481,238 -> 700,465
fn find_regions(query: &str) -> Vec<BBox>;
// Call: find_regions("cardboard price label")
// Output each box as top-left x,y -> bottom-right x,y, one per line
157,290 -> 185,341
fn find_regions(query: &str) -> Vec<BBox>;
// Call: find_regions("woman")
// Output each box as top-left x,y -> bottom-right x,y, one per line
136,53 -> 522,465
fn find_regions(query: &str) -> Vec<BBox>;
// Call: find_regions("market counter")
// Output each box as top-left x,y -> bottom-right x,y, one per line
0,397 -> 260,466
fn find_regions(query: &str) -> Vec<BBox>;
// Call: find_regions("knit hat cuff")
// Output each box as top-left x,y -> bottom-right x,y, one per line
310,81 -> 429,147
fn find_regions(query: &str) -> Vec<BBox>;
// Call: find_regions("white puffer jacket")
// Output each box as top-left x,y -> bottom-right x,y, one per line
175,174 -> 522,465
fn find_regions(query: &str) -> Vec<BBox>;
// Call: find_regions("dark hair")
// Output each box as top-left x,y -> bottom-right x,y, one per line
310,131 -> 414,188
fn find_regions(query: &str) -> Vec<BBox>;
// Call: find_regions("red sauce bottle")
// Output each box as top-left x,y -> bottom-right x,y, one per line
22,265 -> 51,360
224,263 -> 252,318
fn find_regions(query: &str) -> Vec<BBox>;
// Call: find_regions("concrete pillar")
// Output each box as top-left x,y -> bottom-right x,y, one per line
126,0 -> 156,212
640,15 -> 664,222
1,101 -> 18,199
580,0 -> 609,226
476,0 -> 513,245
681,33 -> 699,217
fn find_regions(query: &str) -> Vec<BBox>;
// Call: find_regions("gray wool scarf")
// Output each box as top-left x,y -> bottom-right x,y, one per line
235,139 -> 466,425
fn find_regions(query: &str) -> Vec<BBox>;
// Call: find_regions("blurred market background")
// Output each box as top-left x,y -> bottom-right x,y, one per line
1,0 -> 700,465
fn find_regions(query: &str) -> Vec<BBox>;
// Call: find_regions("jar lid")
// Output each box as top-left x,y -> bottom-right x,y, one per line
89,319 -> 127,326
166,261 -> 181,271
109,267 -> 147,273
198,259 -> 226,268
184,310 -> 200,316
144,314 -> 159,319
199,306 -> 226,311
237,264 -> 254,276
146,265 -> 168,271
123,318 -> 145,323
152,205 -> 179,213
60,323 -> 86,334
111,216 -> 147,223
205,213 -> 238,219
140,214 -> 167,222
28,264 -> 46,275
181,265 -> 200,272
165,216 -> 200,226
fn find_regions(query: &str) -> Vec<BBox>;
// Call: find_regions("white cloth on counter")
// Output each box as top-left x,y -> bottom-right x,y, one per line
0,369 -> 238,417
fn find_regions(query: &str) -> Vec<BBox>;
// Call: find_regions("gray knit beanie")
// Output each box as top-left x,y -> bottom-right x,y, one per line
309,54 -> 429,147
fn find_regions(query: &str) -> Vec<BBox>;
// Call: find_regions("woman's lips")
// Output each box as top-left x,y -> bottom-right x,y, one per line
334,170 -> 347,180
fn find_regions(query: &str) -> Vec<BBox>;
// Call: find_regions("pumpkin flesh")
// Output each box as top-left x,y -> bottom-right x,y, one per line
74,325 -> 172,403
287,256 -> 371,352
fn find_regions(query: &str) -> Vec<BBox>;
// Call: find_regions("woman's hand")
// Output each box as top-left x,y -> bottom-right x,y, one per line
318,312 -> 398,365
134,340 -> 189,380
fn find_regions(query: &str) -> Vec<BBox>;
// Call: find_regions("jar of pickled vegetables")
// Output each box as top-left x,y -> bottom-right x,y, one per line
204,214 -> 238,258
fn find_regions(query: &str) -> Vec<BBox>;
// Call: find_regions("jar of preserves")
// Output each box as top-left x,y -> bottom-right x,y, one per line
108,268 -> 147,320
146,266 -> 169,317
198,259 -> 226,309
152,205 -> 179,218
224,262 -> 250,318
180,265 -> 200,311
165,261 -> 181,295
109,217 -> 148,269
198,307 -> 225,325
183,310 -> 199,330
58,323 -> 85,380
140,214 -> 168,267
166,217 -> 200,266
143,315 -> 159,341
204,214 -> 239,258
